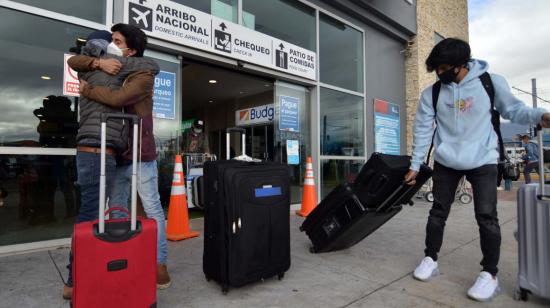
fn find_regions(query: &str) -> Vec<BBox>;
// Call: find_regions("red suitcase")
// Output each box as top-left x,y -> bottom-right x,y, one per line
72,114 -> 157,307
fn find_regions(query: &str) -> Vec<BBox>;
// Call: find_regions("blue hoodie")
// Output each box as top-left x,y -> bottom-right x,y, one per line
411,59 -> 547,171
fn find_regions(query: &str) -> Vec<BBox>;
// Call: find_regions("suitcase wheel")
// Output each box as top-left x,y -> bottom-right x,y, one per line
278,273 -> 285,280
309,246 -> 316,254
222,284 -> 229,295
299,226 -> 304,232
513,287 -> 529,301
205,275 -> 211,282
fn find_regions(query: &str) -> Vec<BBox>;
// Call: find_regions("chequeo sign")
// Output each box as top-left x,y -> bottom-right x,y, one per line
236,104 -> 274,126
124,0 -> 316,80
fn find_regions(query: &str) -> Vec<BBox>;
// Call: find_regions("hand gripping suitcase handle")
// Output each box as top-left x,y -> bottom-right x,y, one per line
226,127 -> 246,160
99,113 -> 140,233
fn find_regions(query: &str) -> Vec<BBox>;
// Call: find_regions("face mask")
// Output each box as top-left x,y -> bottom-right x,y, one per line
194,128 -> 203,134
437,66 -> 459,84
107,42 -> 127,57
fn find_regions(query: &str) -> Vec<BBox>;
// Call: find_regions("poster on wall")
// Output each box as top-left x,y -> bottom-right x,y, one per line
123,0 -> 316,80
279,95 -> 300,132
374,99 -> 400,155
286,139 -> 300,165
63,54 -> 79,97
152,71 -> 176,120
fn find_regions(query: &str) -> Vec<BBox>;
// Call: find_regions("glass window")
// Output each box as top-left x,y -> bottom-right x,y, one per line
9,0 -> 106,23
320,13 -> 364,92
171,0 -> 238,23
144,51 -> 181,208
0,8 -> 92,148
0,154 -> 77,246
320,159 -> 363,198
320,88 -> 364,156
242,0 -> 316,51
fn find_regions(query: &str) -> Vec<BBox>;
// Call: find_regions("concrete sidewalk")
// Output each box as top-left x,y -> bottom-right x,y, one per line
1,194 -> 549,307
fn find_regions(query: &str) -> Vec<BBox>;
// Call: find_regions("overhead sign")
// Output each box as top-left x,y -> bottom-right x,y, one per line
374,99 -> 401,155
236,104 -> 274,126
152,70 -> 176,119
279,95 -> 300,132
124,0 -> 316,80
63,54 -> 79,97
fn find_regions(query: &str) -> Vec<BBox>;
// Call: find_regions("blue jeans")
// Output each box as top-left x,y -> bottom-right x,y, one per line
109,161 -> 167,265
67,151 -> 116,286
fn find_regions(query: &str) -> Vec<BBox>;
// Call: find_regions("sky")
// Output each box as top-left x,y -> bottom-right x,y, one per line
468,0 -> 550,111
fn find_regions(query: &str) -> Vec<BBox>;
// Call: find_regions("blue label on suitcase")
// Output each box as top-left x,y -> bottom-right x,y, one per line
255,186 -> 282,198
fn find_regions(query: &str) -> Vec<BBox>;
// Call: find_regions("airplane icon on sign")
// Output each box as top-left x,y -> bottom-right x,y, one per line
131,7 -> 150,28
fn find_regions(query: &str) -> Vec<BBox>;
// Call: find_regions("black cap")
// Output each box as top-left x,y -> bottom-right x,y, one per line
193,119 -> 204,129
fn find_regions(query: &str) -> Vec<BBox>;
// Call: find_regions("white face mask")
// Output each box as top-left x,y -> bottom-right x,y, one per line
107,42 -> 127,57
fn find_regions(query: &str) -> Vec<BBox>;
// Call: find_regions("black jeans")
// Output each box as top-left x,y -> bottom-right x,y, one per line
424,162 -> 501,276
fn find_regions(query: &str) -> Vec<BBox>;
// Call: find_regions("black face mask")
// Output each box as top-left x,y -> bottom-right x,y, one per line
437,66 -> 459,84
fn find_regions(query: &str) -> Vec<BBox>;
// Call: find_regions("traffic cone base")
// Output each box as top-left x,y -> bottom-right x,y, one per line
167,231 -> 199,241
296,157 -> 317,217
166,154 -> 200,241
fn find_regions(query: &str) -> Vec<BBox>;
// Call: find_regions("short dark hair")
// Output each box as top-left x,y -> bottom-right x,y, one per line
425,38 -> 471,72
111,23 -> 147,57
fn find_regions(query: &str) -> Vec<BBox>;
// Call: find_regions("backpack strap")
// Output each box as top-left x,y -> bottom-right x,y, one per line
425,81 -> 441,165
479,72 -> 506,163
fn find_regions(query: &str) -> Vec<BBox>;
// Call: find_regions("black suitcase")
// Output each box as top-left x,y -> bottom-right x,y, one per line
301,153 -> 432,253
353,153 -> 418,207
203,128 -> 291,294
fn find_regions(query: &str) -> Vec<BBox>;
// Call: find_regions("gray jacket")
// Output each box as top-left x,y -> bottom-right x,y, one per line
75,46 -> 159,151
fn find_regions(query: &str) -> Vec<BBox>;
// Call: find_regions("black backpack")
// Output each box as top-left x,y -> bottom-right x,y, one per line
427,72 -> 507,186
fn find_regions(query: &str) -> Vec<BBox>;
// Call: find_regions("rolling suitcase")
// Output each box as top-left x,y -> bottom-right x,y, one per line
353,153 -> 417,207
301,153 -> 432,253
72,114 -> 157,308
515,125 -> 550,301
203,128 -> 291,294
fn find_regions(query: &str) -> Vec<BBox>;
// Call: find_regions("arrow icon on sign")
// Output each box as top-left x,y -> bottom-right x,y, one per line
220,22 -> 227,31
279,43 -> 285,50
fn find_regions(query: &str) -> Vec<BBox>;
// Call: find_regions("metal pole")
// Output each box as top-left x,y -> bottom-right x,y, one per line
532,78 -> 538,108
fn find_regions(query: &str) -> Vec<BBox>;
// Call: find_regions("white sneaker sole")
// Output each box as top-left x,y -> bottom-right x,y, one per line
467,286 -> 501,302
413,267 -> 439,282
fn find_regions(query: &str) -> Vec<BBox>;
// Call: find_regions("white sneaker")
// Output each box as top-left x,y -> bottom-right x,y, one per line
467,271 -> 500,302
413,257 -> 439,282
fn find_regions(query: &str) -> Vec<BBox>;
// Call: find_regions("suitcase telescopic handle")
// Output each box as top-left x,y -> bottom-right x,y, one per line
226,127 -> 246,160
535,125 -> 550,200
100,113 -> 139,124
99,113 -> 140,233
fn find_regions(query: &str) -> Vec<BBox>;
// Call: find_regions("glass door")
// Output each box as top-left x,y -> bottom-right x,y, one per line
273,81 -> 310,204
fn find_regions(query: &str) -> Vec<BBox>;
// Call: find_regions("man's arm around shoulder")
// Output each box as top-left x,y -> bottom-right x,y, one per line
81,70 -> 155,108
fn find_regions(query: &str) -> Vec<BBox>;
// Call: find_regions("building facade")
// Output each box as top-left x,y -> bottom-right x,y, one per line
0,0 -> 463,254
404,0 -> 469,152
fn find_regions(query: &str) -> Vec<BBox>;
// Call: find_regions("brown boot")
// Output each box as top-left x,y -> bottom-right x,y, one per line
157,264 -> 171,290
62,284 -> 72,300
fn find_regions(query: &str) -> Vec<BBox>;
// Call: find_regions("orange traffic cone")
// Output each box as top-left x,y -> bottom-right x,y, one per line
166,154 -> 199,241
296,157 -> 317,217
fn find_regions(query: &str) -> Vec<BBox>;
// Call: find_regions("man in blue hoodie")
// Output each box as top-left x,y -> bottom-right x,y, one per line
404,38 -> 550,301
521,134 -> 540,183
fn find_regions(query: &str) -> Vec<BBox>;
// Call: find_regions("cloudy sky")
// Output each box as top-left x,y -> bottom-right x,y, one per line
469,0 -> 550,110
